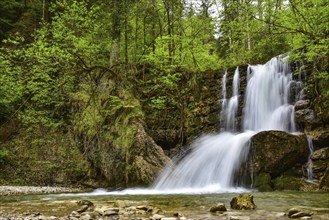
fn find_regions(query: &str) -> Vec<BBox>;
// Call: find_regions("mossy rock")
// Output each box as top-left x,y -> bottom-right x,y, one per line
250,131 -> 309,178
230,194 -> 256,210
254,173 -> 273,191
273,176 -> 303,191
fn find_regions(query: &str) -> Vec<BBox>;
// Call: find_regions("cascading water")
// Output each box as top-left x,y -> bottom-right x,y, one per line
304,136 -> 315,183
152,55 -> 300,193
219,70 -> 228,131
225,67 -> 239,131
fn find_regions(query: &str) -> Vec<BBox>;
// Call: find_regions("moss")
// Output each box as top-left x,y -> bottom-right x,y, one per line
255,173 -> 273,191
273,176 -> 303,191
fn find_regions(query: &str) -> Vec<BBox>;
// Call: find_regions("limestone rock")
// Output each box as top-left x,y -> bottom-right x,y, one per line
230,194 -> 256,210
210,203 -> 227,212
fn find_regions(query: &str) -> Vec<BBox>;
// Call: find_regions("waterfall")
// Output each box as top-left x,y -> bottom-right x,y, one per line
152,56 -> 301,193
304,136 -> 315,183
219,71 -> 228,131
225,67 -> 239,131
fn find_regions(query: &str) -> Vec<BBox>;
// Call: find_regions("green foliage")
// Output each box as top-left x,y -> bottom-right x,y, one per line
0,149 -> 9,165
0,36 -> 24,121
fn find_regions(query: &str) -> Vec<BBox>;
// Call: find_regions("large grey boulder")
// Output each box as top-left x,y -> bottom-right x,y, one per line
250,131 -> 309,177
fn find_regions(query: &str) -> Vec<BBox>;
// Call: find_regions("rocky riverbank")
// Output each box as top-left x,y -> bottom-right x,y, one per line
0,186 -> 84,196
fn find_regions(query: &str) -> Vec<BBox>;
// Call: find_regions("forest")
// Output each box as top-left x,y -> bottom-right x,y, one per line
0,0 -> 328,187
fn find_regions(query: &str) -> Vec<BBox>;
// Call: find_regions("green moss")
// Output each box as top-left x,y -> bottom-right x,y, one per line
255,173 -> 273,191
273,176 -> 303,191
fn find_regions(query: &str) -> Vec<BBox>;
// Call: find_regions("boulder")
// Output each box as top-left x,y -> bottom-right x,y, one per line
307,129 -> 329,149
311,147 -> 329,160
210,203 -> 227,212
250,131 -> 309,177
230,194 -> 256,210
294,100 -> 310,111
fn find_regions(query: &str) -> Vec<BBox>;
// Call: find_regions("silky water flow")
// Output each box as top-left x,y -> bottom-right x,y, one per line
151,55 -> 303,193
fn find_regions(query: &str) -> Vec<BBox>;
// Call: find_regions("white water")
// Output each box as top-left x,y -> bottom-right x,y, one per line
305,136 -> 315,183
151,56 -> 299,193
220,70 -> 228,131
225,67 -> 239,131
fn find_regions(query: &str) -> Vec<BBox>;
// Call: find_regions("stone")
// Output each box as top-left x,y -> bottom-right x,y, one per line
307,129 -> 329,149
311,147 -> 329,160
115,200 -> 127,208
152,214 -> 165,220
301,217 -> 312,219
294,100 -> 310,111
104,209 -> 119,216
76,205 -> 89,213
210,203 -> 227,212
70,211 -> 80,218
250,131 -> 309,177
77,200 -> 94,207
287,207 -> 313,218
230,194 -> 256,210
291,211 -> 313,218
80,214 -> 92,220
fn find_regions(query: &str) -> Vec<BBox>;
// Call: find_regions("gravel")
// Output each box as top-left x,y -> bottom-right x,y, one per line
0,186 -> 83,196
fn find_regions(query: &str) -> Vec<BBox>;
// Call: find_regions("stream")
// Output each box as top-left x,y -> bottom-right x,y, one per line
1,189 -> 328,219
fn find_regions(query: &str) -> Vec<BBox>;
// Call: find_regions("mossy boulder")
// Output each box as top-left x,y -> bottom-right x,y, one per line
254,173 -> 273,191
250,131 -> 309,178
230,194 -> 256,210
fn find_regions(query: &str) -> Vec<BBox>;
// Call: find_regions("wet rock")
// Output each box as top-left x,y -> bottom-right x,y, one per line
319,166 -> 329,191
76,205 -> 89,213
291,211 -> 313,218
311,147 -> 329,160
254,173 -> 273,191
70,211 -> 80,218
151,214 -> 165,220
77,200 -> 94,207
295,100 -> 310,111
230,194 -> 256,210
307,129 -> 329,149
210,203 -> 227,212
250,131 -> 309,178
287,207 -> 313,218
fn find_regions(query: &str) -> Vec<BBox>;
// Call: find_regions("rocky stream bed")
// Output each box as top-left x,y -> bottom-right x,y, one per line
1,187 -> 329,220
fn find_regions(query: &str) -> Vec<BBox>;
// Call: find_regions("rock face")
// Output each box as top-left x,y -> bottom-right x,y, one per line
230,194 -> 256,210
309,147 -> 329,191
250,131 -> 309,177
128,119 -> 172,186
249,131 -> 309,191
